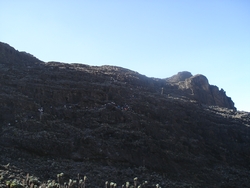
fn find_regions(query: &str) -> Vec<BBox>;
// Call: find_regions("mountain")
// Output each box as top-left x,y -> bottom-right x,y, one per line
0,42 -> 250,187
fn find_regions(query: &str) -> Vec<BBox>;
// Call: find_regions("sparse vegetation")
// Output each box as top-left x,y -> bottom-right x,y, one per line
3,173 -> 161,188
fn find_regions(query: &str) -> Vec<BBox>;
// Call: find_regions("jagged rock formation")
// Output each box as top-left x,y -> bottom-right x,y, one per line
166,71 -> 235,110
0,42 -> 250,187
166,71 -> 193,82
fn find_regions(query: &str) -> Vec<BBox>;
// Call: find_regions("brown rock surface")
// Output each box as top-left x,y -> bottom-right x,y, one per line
0,42 -> 250,187
169,72 -> 235,110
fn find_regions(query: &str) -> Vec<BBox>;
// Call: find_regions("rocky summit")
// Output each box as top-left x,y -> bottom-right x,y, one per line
0,42 -> 250,187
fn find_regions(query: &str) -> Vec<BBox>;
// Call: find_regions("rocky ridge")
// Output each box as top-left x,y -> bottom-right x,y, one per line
0,42 -> 250,187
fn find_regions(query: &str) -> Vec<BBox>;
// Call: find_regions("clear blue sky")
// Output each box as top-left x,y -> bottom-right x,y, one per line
1,0 -> 250,112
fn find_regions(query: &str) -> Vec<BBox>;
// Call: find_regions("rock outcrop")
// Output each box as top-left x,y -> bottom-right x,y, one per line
167,72 -> 236,110
166,71 -> 193,82
0,42 -> 249,187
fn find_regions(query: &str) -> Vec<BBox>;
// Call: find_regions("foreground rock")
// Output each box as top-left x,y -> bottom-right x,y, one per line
0,42 -> 249,187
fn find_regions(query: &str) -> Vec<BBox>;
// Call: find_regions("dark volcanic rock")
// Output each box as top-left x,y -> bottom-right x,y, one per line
0,42 -> 249,187
0,42 -> 43,67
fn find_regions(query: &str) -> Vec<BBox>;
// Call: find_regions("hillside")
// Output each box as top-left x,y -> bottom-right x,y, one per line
0,42 -> 250,187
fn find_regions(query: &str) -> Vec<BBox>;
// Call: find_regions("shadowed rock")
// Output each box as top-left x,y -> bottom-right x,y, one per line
0,42 -> 249,187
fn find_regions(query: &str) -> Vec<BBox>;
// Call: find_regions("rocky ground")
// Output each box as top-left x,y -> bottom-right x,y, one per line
0,42 -> 250,187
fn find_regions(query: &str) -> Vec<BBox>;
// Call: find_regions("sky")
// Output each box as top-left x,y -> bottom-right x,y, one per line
0,0 -> 250,112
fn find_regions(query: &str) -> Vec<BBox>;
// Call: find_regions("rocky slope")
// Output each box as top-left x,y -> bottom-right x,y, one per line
0,42 -> 250,187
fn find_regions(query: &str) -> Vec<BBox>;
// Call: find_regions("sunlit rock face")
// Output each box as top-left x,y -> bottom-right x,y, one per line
167,72 -> 235,110
166,71 -> 193,83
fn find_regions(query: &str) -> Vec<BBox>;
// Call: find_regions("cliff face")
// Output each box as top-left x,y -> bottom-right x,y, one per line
0,42 -> 249,187
168,71 -> 235,110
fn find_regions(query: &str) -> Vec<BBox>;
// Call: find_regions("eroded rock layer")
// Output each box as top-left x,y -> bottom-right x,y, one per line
0,42 -> 249,187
